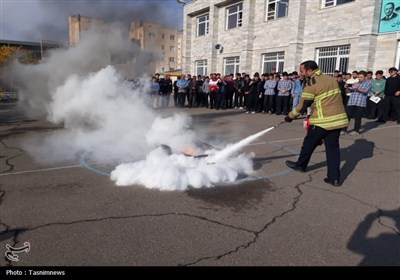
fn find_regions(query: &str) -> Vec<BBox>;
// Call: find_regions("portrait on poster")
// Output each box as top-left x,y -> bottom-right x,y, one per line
379,0 -> 400,33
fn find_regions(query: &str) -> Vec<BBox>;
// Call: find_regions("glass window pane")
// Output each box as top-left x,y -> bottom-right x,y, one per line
198,23 -> 205,36
337,0 -> 354,5
228,6 -> 236,14
277,0 -> 288,18
278,61 -> 284,73
228,14 -> 237,29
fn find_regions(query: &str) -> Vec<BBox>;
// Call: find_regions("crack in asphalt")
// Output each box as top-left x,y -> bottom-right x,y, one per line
0,124 -> 397,265
0,189 -> 4,204
0,211 -> 255,240
373,145 -> 400,154
303,184 -> 400,238
3,154 -> 23,173
377,209 -> 400,237
304,183 -> 380,208
180,175 -> 310,266
0,184 -> 305,267
0,140 -> 25,173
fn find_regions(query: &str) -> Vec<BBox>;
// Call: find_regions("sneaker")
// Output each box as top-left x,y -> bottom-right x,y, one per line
234,106 -> 238,109
245,111 -> 250,114
349,131 -> 360,136
340,131 -> 347,136
251,111 -> 256,114
239,107 -> 244,109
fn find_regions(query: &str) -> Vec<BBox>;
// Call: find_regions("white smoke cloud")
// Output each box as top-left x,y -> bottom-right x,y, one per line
3,24 -> 153,119
3,24 -> 257,191
110,147 -> 255,191
146,114 -> 197,154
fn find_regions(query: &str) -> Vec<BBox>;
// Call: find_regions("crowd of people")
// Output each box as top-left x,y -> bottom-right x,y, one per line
146,61 -> 400,187
148,66 -> 400,131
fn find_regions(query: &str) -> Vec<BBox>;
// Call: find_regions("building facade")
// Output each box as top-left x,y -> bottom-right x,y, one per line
69,16 -> 183,75
69,14 -> 105,46
183,0 -> 400,76
129,21 -> 183,74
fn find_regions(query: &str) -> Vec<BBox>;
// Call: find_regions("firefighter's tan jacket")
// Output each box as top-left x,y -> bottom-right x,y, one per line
289,69 -> 349,130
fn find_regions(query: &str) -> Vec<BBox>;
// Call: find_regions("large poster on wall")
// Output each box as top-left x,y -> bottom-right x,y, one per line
379,0 -> 400,33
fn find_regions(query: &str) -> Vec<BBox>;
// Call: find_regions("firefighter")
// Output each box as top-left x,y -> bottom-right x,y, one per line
283,61 -> 349,187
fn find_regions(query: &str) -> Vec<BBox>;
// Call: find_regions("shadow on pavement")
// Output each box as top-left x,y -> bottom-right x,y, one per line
306,138 -> 375,183
360,120 -> 383,133
0,228 -> 28,243
347,208 -> 400,266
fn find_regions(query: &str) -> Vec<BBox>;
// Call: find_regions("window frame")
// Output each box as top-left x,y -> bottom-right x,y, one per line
261,51 -> 285,74
321,0 -> 355,8
226,3 -> 243,30
197,13 -> 210,37
223,56 -> 240,75
265,0 -> 289,21
170,35 -> 175,40
195,60 -> 208,76
315,45 -> 351,76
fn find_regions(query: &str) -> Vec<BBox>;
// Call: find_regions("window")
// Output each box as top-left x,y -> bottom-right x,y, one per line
162,45 -> 164,50
262,52 -> 284,73
149,33 -> 155,38
224,57 -> 240,75
322,0 -> 354,8
266,0 -> 289,21
197,14 -> 209,36
170,46 -> 175,51
170,35 -> 175,40
195,60 -> 208,76
162,34 -> 165,39
226,3 -> 243,30
169,57 -> 175,62
315,45 -> 350,76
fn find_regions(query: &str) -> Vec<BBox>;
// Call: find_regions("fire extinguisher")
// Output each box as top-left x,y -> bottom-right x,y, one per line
304,117 -> 323,146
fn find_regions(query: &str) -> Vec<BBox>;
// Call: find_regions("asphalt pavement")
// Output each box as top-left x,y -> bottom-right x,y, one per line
1,103 -> 399,266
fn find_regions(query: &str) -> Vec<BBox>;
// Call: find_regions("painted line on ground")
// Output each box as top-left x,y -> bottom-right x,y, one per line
0,160 -> 116,177
2,125 -> 395,178
0,164 -> 82,176
80,141 -> 300,184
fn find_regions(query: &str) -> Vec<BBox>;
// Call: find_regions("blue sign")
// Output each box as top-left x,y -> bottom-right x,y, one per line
379,0 -> 400,33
